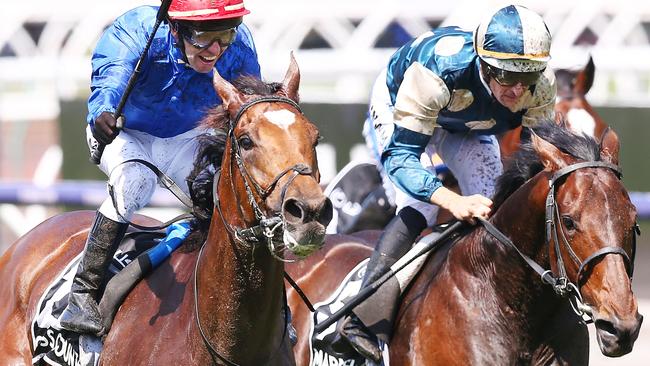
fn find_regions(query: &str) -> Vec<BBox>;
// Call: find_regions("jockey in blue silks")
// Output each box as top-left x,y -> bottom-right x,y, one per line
60,0 -> 260,336
339,5 -> 557,361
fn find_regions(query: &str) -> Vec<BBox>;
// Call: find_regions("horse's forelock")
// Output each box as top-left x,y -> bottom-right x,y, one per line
493,120 -> 601,207
199,76 -> 284,131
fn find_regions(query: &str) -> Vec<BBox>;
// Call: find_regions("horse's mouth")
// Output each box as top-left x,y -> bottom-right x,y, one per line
282,222 -> 327,258
594,312 -> 643,357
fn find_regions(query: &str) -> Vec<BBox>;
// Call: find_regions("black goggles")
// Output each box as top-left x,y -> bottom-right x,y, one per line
177,25 -> 237,49
486,64 -> 543,87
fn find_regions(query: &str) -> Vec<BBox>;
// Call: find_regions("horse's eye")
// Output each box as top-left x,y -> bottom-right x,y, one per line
561,215 -> 576,231
238,136 -> 254,150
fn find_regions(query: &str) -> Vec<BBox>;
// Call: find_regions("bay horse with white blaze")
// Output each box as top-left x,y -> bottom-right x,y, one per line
287,121 -> 642,365
0,55 -> 332,365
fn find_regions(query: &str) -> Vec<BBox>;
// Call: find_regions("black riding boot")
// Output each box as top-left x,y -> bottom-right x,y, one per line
336,207 -> 427,362
59,212 -> 128,335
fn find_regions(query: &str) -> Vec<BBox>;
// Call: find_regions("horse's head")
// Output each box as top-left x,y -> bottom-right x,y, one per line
554,55 -> 609,139
531,127 -> 642,356
555,56 -> 594,100
211,54 -> 332,258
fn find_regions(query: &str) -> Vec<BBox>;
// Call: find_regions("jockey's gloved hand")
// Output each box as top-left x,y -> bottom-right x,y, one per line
92,111 -> 120,145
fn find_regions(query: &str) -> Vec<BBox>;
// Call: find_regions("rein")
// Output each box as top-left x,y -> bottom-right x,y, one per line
194,95 -> 313,365
480,160 -> 637,323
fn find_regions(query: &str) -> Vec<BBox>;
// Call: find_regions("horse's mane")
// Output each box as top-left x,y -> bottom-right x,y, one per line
491,119 -> 602,208
185,76 -> 286,230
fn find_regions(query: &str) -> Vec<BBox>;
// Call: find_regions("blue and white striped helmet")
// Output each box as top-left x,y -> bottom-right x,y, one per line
474,5 -> 551,73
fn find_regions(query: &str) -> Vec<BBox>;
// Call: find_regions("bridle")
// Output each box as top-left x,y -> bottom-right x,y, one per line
194,95 -> 316,365
543,161 -> 637,319
480,160 -> 638,323
215,96 -> 314,258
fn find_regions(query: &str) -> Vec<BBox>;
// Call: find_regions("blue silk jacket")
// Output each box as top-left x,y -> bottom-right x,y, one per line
87,6 -> 261,138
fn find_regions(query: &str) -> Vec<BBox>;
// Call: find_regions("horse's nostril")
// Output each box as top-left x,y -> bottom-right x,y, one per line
595,318 -> 617,337
283,198 -> 303,222
318,197 -> 333,226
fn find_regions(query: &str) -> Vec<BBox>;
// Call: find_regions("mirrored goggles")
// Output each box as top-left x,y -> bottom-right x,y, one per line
178,26 -> 237,50
486,64 -> 542,87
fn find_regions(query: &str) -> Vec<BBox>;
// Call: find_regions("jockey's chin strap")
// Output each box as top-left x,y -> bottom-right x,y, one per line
479,160 -> 637,324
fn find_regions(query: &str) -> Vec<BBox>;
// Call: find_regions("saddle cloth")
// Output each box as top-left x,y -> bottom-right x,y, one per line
31,223 -> 190,366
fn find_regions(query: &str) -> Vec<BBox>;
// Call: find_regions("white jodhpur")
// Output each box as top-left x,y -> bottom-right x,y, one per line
86,126 -> 206,222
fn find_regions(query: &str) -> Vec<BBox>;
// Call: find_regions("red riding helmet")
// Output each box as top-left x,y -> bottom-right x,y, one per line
167,0 -> 250,22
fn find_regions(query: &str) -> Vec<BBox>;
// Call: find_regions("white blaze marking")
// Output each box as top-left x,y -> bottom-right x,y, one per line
264,109 -> 296,129
567,108 -> 596,137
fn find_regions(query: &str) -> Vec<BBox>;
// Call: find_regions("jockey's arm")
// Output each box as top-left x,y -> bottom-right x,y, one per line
381,62 -> 494,222
86,10 -> 148,128
381,62 -> 450,202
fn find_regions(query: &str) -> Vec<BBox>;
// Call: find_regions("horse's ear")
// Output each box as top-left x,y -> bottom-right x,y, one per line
599,127 -> 620,165
575,55 -> 595,96
213,68 -> 245,116
280,52 -> 300,102
531,131 -> 568,171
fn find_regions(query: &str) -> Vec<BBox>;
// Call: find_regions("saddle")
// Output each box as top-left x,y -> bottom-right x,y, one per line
324,160 -> 395,234
324,159 -> 454,235
31,222 -> 192,366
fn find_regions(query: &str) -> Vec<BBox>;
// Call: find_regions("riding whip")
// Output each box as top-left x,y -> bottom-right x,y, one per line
313,220 -> 464,333
90,0 -> 173,164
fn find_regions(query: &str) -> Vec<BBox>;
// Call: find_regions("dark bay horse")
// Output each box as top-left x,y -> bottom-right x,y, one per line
499,56 -> 608,160
0,55 -> 332,365
287,121 -> 642,365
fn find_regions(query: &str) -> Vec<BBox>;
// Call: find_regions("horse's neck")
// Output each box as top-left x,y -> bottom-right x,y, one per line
193,176 -> 286,362
475,174 -> 561,325
490,175 -> 548,260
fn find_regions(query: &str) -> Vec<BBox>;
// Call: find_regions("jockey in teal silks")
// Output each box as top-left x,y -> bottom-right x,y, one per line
339,5 -> 557,361
60,0 -> 260,336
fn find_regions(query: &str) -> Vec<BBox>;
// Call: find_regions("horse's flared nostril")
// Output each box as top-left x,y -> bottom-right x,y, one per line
318,197 -> 333,227
283,198 -> 303,224
595,313 -> 643,356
